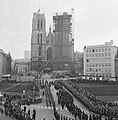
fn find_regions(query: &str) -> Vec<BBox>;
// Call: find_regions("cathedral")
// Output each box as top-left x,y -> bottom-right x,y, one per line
31,9 -> 74,73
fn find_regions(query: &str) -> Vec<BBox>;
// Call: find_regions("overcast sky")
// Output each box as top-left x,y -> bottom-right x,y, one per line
0,0 -> 118,59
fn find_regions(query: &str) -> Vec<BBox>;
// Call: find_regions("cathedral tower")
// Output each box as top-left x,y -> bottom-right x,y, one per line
31,9 -> 46,71
53,12 -> 74,71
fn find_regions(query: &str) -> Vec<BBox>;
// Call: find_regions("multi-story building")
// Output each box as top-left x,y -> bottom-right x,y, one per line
53,12 -> 74,71
13,59 -> 31,75
0,49 -> 12,79
84,40 -> 118,80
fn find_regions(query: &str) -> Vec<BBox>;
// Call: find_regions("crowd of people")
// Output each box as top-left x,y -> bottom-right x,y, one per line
61,80 -> 118,120
0,80 -> 43,120
0,93 -> 36,120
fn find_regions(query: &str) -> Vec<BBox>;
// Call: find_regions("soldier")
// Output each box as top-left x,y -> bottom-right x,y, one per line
61,115 -> 63,120
33,109 -> 36,115
32,113 -> 36,120
24,106 -> 26,112
28,109 -> 30,116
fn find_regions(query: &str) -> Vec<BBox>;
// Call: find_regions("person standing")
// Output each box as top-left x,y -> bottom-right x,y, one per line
28,109 -> 30,116
32,109 -> 36,120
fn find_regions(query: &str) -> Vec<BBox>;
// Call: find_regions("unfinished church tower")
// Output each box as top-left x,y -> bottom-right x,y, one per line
53,11 -> 74,71
31,9 -> 46,72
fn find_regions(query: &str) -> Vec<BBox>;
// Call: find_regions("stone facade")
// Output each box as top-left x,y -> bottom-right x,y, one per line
53,12 -> 74,71
31,9 -> 46,71
31,10 -> 74,72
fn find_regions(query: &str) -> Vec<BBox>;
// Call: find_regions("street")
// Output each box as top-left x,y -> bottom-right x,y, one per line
43,74 -> 89,119
21,89 -> 55,120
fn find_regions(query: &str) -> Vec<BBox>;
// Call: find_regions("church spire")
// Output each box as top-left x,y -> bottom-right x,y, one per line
37,0 -> 40,13
37,9 -> 40,13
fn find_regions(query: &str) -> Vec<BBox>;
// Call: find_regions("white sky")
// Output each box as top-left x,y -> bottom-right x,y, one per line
0,0 -> 118,59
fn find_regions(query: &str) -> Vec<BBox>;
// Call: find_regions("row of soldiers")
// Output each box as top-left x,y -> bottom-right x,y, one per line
54,82 -> 89,120
55,80 -> 118,120
64,80 -> 118,120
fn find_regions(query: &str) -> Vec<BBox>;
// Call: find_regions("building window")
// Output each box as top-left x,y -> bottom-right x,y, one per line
108,53 -> 111,56
38,20 -> 39,29
86,59 -> 89,62
87,50 -> 88,53
58,33 -> 61,43
108,48 -> 111,51
41,20 -> 43,29
92,49 -> 95,52
102,49 -> 104,52
99,53 -> 101,57
41,34 -> 42,43
99,49 -> 101,52
37,34 -> 39,44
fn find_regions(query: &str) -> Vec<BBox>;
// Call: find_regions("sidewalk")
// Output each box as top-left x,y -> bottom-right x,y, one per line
21,93 -> 55,120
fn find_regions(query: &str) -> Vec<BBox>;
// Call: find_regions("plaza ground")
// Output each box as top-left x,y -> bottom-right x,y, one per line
0,81 -> 33,94
0,75 -> 118,119
76,83 -> 118,101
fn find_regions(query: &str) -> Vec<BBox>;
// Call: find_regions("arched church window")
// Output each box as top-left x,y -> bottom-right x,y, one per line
41,20 -> 43,29
38,20 -> 40,29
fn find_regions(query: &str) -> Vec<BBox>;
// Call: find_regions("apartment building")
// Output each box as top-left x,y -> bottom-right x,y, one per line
84,40 -> 118,80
